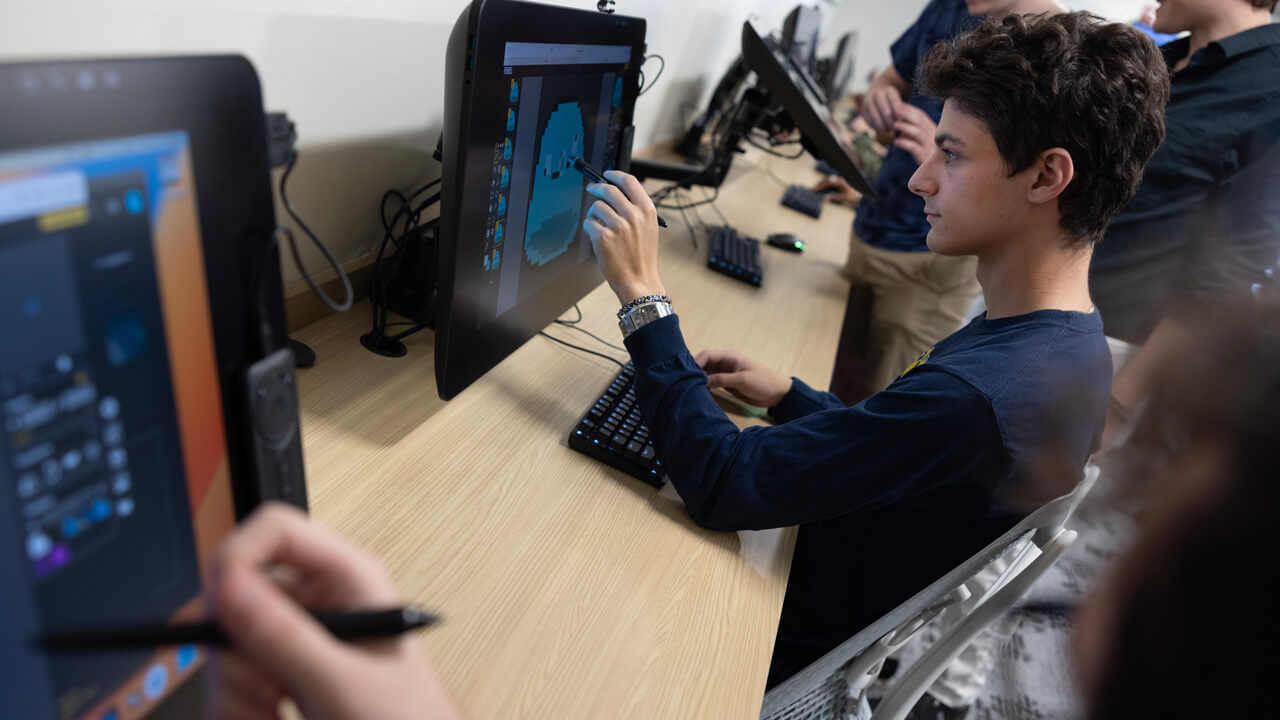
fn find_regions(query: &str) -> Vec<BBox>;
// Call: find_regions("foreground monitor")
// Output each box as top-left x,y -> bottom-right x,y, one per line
0,56 -> 285,719
742,19 -> 877,199
436,0 -> 646,400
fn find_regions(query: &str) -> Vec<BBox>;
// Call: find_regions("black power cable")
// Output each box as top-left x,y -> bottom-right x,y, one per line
539,331 -> 626,368
363,177 -> 442,355
554,318 -> 627,352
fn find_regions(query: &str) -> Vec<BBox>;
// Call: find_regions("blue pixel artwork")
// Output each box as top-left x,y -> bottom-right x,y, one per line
497,194 -> 507,215
506,108 -> 516,132
503,137 -> 512,161
510,79 -> 520,103
500,166 -> 510,188
494,221 -> 504,244
612,77 -> 623,108
524,101 -> 586,267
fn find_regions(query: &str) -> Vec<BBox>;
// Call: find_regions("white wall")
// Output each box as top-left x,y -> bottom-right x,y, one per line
0,0 -> 1164,288
0,0 -> 798,286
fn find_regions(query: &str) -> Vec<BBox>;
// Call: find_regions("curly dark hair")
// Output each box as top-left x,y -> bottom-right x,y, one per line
919,12 -> 1171,246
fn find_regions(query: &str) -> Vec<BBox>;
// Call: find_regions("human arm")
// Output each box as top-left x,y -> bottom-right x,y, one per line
626,318 -> 1001,531
863,64 -> 911,136
1100,144 -> 1280,452
208,503 -> 463,720
811,174 -> 862,207
891,103 -> 938,165
1099,317 -> 1192,454
582,170 -> 843,420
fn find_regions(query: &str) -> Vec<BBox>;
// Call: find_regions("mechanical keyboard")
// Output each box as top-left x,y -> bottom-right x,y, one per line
781,184 -> 825,219
567,362 -> 666,487
707,225 -> 763,287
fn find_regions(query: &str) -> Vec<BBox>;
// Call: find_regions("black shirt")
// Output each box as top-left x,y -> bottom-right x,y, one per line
1090,23 -> 1280,344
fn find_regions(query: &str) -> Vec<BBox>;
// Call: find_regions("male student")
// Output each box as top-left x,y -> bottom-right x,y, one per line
817,0 -> 1065,400
1089,0 -> 1280,451
582,12 -> 1170,687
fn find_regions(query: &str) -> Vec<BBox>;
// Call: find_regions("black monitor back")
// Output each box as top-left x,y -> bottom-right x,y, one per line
742,19 -> 877,200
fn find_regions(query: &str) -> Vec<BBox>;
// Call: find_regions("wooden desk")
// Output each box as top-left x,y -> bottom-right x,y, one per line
290,146 -> 854,719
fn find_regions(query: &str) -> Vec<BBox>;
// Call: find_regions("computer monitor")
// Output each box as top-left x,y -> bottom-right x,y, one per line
780,5 -> 823,76
741,19 -> 878,199
0,56 -> 286,720
436,0 -> 646,400
818,32 -> 858,106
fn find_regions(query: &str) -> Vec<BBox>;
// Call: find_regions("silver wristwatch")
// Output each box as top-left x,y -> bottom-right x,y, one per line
618,301 -> 674,339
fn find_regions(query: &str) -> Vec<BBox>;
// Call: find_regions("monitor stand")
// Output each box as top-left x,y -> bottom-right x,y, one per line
630,86 -> 777,190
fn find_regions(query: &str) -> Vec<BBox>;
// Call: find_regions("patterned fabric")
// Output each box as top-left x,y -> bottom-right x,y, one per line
894,460 -> 1143,719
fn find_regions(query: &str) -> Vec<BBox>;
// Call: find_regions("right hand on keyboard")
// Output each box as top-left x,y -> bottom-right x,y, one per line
694,350 -> 794,410
811,175 -> 862,208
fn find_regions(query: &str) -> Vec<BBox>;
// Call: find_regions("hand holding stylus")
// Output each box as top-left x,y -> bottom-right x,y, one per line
582,169 -> 667,306
206,503 -> 462,720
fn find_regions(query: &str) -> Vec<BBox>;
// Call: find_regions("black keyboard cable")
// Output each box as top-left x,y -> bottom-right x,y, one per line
539,331 -> 627,369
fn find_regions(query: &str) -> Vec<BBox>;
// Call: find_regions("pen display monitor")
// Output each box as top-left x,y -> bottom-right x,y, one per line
436,0 -> 646,399
0,132 -> 233,720
0,57 -> 283,720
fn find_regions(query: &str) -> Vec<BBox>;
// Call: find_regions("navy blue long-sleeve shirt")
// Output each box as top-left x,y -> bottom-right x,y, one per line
623,310 -> 1111,686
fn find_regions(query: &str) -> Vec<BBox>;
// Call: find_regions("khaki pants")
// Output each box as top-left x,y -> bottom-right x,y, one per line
837,233 -> 981,395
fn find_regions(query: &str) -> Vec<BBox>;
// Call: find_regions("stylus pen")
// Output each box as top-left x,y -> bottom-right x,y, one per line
573,156 -> 669,228
34,607 -> 439,652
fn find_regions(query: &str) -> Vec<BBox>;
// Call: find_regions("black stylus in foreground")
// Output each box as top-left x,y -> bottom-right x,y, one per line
573,156 -> 669,228
35,607 -> 439,652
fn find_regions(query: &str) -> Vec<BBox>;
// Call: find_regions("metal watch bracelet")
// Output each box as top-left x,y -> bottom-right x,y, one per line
616,294 -> 673,320
619,301 -> 674,339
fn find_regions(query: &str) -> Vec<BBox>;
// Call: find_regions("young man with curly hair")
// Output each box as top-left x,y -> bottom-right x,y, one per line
581,13 -> 1170,688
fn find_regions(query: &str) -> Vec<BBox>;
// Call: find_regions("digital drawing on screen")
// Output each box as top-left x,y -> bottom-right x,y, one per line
523,100 -> 586,267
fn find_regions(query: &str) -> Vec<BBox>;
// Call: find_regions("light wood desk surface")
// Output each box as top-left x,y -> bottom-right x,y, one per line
291,146 -> 855,719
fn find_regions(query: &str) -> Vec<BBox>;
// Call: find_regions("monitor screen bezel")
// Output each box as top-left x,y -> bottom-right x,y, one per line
436,0 -> 647,400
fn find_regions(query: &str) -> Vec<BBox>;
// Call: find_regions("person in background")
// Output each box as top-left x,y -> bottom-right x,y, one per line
206,504 -> 463,720
583,12 -> 1167,690
1133,4 -> 1183,45
815,0 -> 1065,402
1074,292 -> 1280,719
1092,0 -> 1280,452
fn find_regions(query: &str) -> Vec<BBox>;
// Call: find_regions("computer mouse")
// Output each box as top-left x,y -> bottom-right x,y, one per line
766,234 -> 807,253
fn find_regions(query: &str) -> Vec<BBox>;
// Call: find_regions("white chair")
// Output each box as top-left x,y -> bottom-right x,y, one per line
759,464 -> 1100,720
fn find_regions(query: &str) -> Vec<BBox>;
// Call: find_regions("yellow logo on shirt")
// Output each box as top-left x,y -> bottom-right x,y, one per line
900,347 -> 933,378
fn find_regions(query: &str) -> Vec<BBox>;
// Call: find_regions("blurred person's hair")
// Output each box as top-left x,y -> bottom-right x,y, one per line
918,12 -> 1170,246
1087,287 -> 1280,719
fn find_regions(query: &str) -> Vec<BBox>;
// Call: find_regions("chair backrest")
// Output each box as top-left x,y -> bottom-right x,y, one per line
758,465 -> 1099,720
